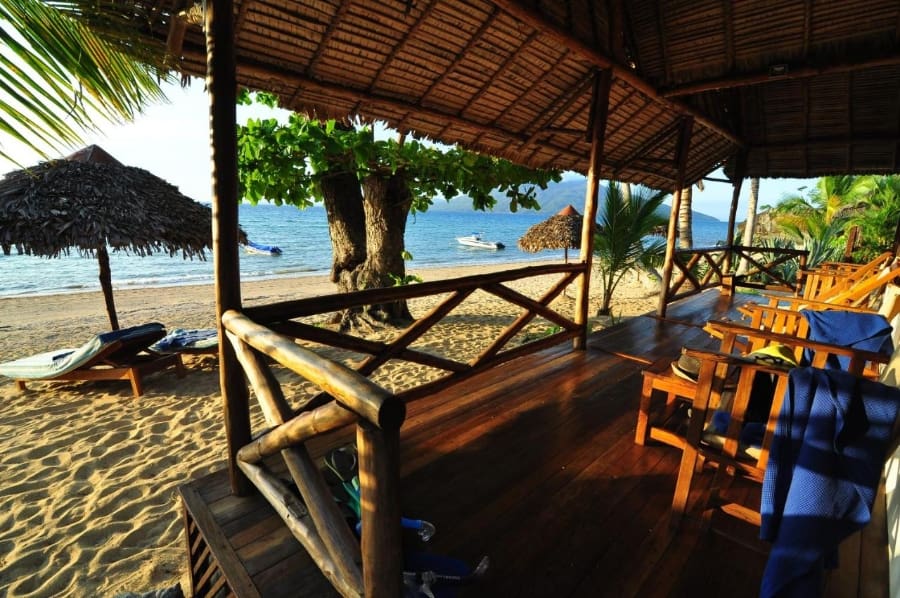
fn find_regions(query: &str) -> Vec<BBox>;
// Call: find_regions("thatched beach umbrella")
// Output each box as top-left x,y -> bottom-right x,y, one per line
0,145 -> 221,330
518,204 -> 584,262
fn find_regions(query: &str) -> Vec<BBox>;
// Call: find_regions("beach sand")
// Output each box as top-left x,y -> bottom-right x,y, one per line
0,261 -> 661,596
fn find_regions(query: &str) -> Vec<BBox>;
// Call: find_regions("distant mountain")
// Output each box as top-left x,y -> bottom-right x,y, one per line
431,177 -> 722,222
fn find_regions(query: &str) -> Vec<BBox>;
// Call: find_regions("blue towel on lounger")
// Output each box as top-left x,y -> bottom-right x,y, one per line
149,328 -> 218,353
759,366 -> 900,598
800,309 -> 892,369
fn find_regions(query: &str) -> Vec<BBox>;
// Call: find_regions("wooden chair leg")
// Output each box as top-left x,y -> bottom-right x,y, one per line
16,380 -> 27,392
670,442 -> 700,528
129,370 -> 144,398
635,375 -> 655,445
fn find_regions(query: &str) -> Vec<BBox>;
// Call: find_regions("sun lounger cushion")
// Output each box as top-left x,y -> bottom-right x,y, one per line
149,328 -> 218,353
0,323 -> 166,380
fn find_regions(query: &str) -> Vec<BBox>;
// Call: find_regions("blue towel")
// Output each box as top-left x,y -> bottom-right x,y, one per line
759,367 -> 900,598
150,328 -> 218,352
800,309 -> 892,369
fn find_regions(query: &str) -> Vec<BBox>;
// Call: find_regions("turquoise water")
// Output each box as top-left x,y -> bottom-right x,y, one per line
0,203 -> 729,297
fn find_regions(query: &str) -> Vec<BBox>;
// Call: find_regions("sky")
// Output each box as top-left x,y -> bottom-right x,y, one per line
0,80 -> 818,221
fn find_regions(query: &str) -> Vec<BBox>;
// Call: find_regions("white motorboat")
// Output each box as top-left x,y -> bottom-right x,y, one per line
456,233 -> 505,250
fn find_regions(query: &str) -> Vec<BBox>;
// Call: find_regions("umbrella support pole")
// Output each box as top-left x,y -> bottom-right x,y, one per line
97,246 -> 119,330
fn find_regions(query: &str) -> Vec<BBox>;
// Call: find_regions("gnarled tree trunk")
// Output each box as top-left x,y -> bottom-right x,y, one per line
319,170 -> 367,293
358,170 -> 413,324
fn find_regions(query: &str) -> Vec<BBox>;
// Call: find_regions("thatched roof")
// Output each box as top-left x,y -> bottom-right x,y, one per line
518,204 -> 584,253
0,146 -> 215,259
135,0 -> 900,193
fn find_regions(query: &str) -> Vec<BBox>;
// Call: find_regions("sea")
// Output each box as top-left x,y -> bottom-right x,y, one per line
0,203 -> 730,297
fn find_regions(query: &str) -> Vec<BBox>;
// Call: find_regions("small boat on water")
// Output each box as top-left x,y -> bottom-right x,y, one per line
456,233 -> 505,250
244,240 -> 283,255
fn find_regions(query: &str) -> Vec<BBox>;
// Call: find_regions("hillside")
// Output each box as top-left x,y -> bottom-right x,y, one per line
433,177 -> 722,222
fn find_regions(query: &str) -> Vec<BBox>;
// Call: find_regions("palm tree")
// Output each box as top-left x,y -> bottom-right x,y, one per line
593,181 -> 669,315
767,175 -> 874,269
736,177 -> 760,275
0,0 -> 171,163
848,174 -> 900,259
676,184 -> 693,248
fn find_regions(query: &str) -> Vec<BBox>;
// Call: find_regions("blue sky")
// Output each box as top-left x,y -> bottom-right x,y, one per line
1,80 -> 816,221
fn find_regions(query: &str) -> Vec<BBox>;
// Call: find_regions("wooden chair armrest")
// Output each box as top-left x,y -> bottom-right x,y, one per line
704,320 -> 890,365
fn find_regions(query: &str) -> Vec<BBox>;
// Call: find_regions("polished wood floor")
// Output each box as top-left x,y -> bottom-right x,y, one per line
181,290 -> 773,597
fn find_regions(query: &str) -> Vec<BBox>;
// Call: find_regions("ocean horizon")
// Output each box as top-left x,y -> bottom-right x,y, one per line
0,203 -> 730,298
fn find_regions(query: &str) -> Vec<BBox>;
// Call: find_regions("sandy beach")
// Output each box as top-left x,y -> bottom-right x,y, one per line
0,261 -> 661,596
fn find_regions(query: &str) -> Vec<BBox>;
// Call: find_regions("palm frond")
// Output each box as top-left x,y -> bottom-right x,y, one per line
0,0 -> 173,163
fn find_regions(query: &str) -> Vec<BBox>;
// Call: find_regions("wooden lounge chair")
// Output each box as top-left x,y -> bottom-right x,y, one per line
0,323 -> 185,398
670,327 -> 893,528
751,255 -> 900,314
795,251 -> 894,302
668,342 -> 900,595
635,316 -> 890,448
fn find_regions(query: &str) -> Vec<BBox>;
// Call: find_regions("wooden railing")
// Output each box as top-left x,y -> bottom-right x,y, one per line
243,262 -> 586,403
221,262 -> 587,597
224,311 -> 405,598
664,245 -> 808,304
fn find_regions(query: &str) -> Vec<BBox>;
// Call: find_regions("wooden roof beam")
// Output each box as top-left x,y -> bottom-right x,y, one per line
610,118 -> 682,177
662,54 -> 900,97
491,0 -> 743,147
755,134 -> 900,151
524,74 -> 596,144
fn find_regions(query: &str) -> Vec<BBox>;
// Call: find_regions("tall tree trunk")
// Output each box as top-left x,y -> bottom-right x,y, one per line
358,170 -> 414,325
319,170 -> 367,293
621,182 -> 631,205
677,185 -> 693,249
737,177 -> 760,274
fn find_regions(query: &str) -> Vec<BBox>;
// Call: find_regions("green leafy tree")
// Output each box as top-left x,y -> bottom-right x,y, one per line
848,175 -> 900,260
237,91 -> 561,327
593,181 -> 668,315
0,0 -> 171,163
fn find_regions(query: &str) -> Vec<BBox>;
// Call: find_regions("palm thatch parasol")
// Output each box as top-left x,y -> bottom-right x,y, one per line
0,145 -> 229,330
518,204 -> 584,262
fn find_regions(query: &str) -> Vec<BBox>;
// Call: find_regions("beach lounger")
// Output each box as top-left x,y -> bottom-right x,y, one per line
0,323 -> 185,398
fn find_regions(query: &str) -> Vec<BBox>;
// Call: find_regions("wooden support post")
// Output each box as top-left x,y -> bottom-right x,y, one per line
97,245 -> 119,330
206,0 -> 251,495
656,117 -> 695,317
574,69 -> 612,349
357,421 -> 403,598
723,151 -> 746,272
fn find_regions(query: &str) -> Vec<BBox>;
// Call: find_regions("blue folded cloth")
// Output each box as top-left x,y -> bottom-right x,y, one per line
760,366 -> 900,598
150,328 -> 218,353
800,309 -> 893,369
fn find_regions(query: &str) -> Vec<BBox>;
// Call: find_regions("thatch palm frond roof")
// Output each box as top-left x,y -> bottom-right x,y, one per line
134,0 -> 900,191
518,205 -> 590,262
0,157 -> 214,259
0,145 -> 237,329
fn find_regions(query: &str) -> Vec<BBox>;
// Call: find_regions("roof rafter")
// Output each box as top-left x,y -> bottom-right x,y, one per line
662,54 -> 900,98
490,0 -> 743,146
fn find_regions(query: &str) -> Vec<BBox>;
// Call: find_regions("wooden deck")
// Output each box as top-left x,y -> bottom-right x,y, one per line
178,290 -> 777,597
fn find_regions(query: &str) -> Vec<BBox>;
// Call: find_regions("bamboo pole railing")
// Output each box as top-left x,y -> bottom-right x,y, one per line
223,311 -> 406,598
